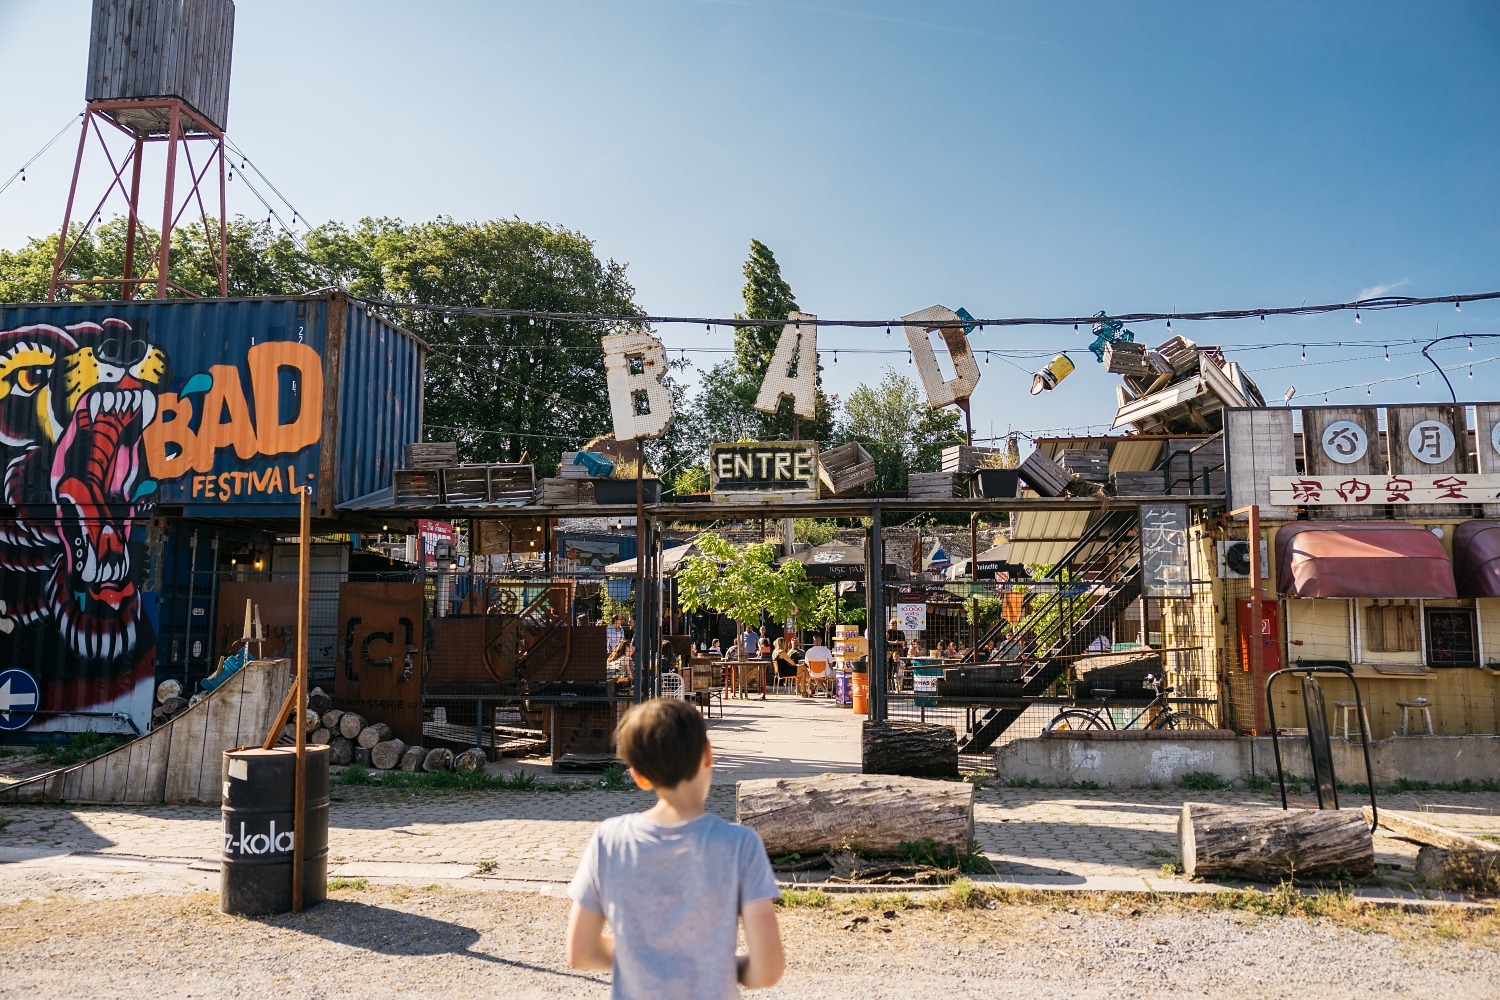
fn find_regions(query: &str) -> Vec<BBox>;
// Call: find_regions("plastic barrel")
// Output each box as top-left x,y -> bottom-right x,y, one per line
220,745 -> 329,916
850,669 -> 869,715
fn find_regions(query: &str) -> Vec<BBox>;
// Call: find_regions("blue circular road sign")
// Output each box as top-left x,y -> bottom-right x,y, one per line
0,668 -> 41,731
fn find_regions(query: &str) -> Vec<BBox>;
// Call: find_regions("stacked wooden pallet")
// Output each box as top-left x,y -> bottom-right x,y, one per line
1059,448 -> 1109,483
393,467 -> 443,505
404,442 -> 459,468
557,452 -> 591,478
1112,470 -> 1166,496
539,478 -> 596,505
392,463 -> 538,506
940,445 -> 1002,475
819,441 -> 877,495
907,471 -> 964,499
1017,450 -> 1070,497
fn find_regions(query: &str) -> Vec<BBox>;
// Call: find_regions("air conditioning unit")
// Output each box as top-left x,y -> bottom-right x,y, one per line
1217,539 -> 1267,579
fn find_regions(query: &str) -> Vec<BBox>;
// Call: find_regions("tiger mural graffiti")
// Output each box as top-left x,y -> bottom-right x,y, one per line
0,318 -> 168,722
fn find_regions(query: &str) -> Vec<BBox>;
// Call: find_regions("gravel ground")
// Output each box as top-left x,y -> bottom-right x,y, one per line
0,884 -> 1495,999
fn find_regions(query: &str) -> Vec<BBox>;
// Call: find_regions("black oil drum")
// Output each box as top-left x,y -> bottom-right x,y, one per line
220,745 -> 329,916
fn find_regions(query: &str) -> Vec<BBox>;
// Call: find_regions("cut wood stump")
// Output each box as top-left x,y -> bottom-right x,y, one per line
423,747 -> 454,773
339,713 -> 366,741
862,721 -> 958,778
308,687 -> 333,714
354,746 -> 373,768
454,747 -> 486,773
302,708 -> 320,733
737,773 -> 974,856
399,746 -> 426,773
356,723 -> 393,749
329,737 -> 354,766
371,739 -> 407,770
321,709 -> 344,731
310,727 -> 331,746
1179,803 -> 1373,881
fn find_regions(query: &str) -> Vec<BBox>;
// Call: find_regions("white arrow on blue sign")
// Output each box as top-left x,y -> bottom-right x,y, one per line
0,669 -> 41,731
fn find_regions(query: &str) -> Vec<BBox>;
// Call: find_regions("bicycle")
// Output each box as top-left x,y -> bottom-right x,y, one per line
1044,673 -> 1215,731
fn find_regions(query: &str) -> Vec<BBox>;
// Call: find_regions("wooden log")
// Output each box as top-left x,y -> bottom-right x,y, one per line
153,697 -> 188,718
736,773 -> 974,856
1362,807 -> 1500,854
423,747 -> 455,772
398,746 -> 426,773
307,687 -> 333,714
302,708 -> 320,733
354,746 -> 373,768
321,708 -> 344,730
862,721 -> 958,778
453,747 -> 486,773
356,723 -> 392,749
1178,803 -> 1374,881
338,713 -> 366,740
329,736 -> 354,766
310,727 -> 331,745
371,739 -> 407,770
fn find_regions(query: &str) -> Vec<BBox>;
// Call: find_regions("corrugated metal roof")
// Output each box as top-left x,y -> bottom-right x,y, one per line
1108,439 -> 1164,473
1009,508 -> 1092,565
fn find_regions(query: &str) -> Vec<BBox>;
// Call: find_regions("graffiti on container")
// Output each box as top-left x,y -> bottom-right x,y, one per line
0,317 -> 325,726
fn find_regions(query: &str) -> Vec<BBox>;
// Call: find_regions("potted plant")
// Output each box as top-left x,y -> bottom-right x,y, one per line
592,458 -> 662,505
974,451 -> 1020,498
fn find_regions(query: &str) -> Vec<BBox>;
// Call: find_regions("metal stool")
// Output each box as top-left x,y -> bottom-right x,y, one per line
1397,697 -> 1434,736
1333,700 -> 1370,741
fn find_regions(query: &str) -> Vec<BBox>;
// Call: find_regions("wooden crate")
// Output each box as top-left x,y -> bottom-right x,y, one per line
393,468 -> 443,505
557,452 -> 592,479
907,471 -> 963,499
545,702 -> 627,757
819,441 -> 877,495
1103,340 -> 1150,376
1060,448 -> 1110,483
539,478 -> 596,505
1113,470 -> 1167,496
940,444 -> 1002,475
404,442 -> 459,469
1017,450 -> 1070,497
439,464 -> 538,505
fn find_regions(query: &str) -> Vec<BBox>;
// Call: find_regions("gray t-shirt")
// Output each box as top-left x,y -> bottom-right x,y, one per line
569,811 -> 780,1000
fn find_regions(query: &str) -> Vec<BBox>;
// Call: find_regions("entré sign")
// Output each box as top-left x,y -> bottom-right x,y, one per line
709,443 -> 819,502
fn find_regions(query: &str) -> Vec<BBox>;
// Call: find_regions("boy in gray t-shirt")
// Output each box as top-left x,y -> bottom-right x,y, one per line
566,699 -> 783,999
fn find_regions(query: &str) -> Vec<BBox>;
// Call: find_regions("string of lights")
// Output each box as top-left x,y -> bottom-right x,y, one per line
357,289 -> 1500,333
1290,349 -> 1500,402
0,115 -> 80,197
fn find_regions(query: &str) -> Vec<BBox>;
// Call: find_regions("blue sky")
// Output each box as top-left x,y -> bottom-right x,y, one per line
3,0 -> 1499,440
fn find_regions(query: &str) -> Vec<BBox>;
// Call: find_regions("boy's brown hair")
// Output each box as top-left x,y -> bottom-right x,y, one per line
615,699 -> 708,789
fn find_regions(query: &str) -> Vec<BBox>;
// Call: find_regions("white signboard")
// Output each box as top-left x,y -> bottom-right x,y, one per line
896,602 -> 927,632
1270,474 -> 1500,506
1319,420 -> 1369,465
1405,420 -> 1457,465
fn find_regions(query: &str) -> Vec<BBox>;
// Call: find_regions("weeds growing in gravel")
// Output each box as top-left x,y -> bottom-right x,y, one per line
898,838 -> 997,876
327,877 -> 369,891
778,888 -> 829,908
599,764 -> 630,790
1179,771 -> 1231,791
1004,777 -> 1044,788
330,765 -> 618,795
1069,779 -> 1101,791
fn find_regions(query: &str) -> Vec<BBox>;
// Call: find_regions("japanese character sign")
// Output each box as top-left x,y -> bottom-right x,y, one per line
1406,420 -> 1456,465
1320,420 -> 1369,465
1140,503 -> 1192,598
1270,474 -> 1500,505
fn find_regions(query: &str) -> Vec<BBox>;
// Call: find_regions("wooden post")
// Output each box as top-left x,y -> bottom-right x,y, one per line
293,486 -> 311,913
868,505 -> 886,723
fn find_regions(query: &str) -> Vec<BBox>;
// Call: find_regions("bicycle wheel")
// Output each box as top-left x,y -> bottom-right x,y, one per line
1045,710 -> 1105,732
1160,712 -> 1216,731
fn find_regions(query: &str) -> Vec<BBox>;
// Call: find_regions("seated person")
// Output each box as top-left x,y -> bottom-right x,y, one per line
607,640 -> 635,685
707,638 -> 722,655
757,638 -> 772,660
769,638 -> 798,691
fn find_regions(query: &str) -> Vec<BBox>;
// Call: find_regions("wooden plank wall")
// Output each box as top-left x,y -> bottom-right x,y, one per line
1224,408 -> 1298,519
1387,404 -> 1471,519
1475,404 -> 1500,518
0,658 -> 291,806
85,0 -> 235,129
1300,406 -> 1384,516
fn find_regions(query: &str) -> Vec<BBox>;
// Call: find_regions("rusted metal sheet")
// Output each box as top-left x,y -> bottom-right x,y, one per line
425,618 -> 606,688
335,582 -> 425,744
214,581 -> 296,661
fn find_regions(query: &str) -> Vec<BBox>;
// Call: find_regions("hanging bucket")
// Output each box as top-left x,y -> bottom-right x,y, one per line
1030,354 -> 1075,395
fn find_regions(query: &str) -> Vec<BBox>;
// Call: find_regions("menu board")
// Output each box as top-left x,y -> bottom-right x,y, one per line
1425,608 -> 1478,668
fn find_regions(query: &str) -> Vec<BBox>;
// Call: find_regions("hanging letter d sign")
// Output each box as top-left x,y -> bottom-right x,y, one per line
602,330 -> 674,441
902,305 -> 982,408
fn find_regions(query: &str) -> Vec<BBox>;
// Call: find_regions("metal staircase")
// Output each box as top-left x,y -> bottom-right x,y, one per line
956,510 -> 1143,753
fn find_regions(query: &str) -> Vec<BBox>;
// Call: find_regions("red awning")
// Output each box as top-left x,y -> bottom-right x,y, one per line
1276,522 -> 1456,599
1454,520 -> 1500,599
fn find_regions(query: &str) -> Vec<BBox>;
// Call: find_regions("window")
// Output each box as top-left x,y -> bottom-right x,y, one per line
1363,602 -> 1420,653
1425,607 -> 1479,668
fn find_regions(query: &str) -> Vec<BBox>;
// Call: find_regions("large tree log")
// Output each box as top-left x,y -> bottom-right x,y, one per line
423,747 -> 454,773
301,708 -> 320,733
356,723 -> 393,749
338,713 -> 366,740
321,709 -> 345,731
399,746 -> 426,772
371,738 -> 407,770
308,687 -> 333,714
354,746 -> 373,768
1179,804 -> 1374,881
329,736 -> 354,766
310,727 -> 331,746
861,721 -> 958,778
737,773 -> 974,855
453,747 -> 487,773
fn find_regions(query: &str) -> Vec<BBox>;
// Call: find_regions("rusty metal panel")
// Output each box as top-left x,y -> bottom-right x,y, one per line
214,581 -> 296,661
335,582 -> 425,744
425,612 -> 604,689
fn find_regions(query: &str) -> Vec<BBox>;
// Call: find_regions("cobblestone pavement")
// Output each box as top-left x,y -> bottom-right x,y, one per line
1,697 -> 1496,900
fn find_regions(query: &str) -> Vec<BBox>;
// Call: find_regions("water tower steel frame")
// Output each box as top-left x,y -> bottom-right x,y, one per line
50,98 -> 228,301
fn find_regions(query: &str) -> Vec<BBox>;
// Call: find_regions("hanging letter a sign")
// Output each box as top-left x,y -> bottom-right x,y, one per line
601,330 -> 674,441
902,305 -> 982,408
753,311 -> 819,420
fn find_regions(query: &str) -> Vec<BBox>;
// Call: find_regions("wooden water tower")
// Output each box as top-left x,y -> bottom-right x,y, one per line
50,0 -> 236,300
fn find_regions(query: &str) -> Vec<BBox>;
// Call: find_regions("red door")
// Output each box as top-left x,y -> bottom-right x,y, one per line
1236,599 -> 1282,673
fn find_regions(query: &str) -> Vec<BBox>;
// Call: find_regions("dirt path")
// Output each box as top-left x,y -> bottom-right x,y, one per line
0,884 -> 1495,999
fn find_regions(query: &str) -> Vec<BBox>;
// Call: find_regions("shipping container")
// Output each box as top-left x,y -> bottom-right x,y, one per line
0,291 -> 424,737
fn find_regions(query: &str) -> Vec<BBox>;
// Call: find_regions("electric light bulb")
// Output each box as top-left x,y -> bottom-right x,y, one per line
1355,312 -> 1361,324
1468,339 -> 1474,351
833,351 -> 838,365
1166,319 -> 1173,334
1259,315 -> 1265,325
907,352 -> 912,366
1455,300 -> 1461,313
1301,346 -> 1306,362
1384,348 -> 1389,362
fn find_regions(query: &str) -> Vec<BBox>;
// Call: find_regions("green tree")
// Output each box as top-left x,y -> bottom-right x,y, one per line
837,369 -> 966,491
677,534 -> 821,661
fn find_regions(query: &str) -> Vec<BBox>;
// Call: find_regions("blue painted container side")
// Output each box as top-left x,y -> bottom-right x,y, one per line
335,301 -> 424,514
